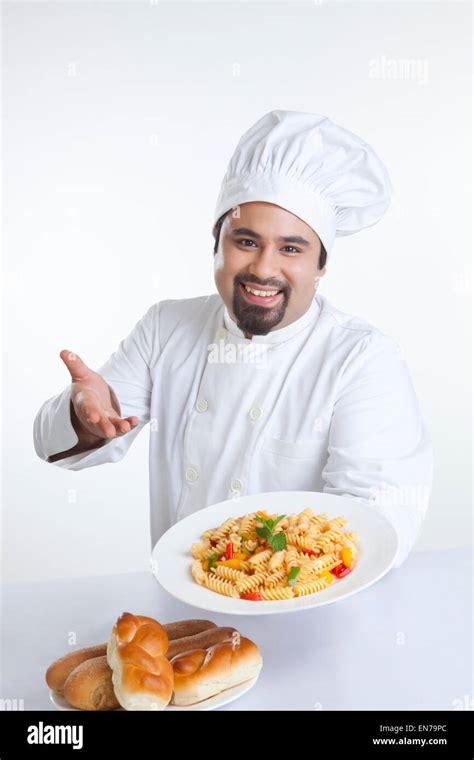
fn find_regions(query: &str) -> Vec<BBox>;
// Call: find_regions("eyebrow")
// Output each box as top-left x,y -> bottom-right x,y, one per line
230,227 -> 311,247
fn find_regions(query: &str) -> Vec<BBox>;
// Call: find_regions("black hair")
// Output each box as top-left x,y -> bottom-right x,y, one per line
212,211 -> 327,270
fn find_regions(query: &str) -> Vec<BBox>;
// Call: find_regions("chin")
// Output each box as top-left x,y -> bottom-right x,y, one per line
236,309 -> 285,336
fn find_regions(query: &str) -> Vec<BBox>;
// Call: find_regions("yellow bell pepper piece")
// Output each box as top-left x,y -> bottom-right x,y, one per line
234,552 -> 247,561
256,510 -> 270,520
341,546 -> 353,568
215,558 -> 242,569
322,571 -> 333,585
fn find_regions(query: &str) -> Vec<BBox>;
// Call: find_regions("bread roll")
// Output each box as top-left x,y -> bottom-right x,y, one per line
171,632 -> 263,705
45,643 -> 107,694
163,619 -> 217,641
166,626 -> 237,660
107,612 -> 174,711
63,656 -> 120,710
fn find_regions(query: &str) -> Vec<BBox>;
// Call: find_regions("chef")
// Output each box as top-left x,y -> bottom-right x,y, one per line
33,110 -> 433,568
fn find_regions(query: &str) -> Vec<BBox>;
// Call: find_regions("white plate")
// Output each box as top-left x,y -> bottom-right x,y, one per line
49,674 -> 258,711
151,490 -> 398,615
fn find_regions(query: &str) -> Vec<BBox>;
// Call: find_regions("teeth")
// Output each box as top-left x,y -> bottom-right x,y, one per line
244,286 -> 279,297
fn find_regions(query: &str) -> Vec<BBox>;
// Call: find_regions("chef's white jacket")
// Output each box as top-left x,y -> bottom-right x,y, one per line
33,293 -> 433,568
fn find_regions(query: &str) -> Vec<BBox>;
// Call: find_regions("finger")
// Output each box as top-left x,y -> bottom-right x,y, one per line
96,415 -> 117,439
113,416 -> 140,435
60,349 -> 91,382
104,412 -> 134,436
117,416 -> 141,433
111,417 -> 131,435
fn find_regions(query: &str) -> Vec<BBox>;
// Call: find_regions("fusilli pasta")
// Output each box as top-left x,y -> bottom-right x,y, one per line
190,508 -> 358,602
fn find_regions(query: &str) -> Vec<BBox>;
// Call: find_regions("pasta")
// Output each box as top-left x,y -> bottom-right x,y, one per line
259,586 -> 294,600
268,550 -> 285,572
212,565 -> 247,583
202,518 -> 238,542
247,548 -> 272,568
200,573 -> 239,598
263,568 -> 287,587
239,513 -> 258,536
293,577 -> 330,596
190,508 -> 359,602
235,571 -> 268,594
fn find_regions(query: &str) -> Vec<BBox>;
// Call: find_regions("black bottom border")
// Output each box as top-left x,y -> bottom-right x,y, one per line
0,709 -> 472,756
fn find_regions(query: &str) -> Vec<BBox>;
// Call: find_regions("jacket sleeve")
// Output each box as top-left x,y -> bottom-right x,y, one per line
33,302 -> 159,470
322,330 -> 434,569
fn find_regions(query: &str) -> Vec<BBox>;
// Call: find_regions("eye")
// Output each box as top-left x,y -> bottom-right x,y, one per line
236,238 -> 258,248
281,246 -> 300,255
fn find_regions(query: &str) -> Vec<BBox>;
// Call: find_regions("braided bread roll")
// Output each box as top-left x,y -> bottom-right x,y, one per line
170,631 -> 263,705
107,612 -> 174,710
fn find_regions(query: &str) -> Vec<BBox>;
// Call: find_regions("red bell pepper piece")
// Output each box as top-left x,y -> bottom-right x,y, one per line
332,563 -> 352,578
304,549 -> 317,556
240,591 -> 262,601
225,542 -> 234,560
335,565 -> 352,578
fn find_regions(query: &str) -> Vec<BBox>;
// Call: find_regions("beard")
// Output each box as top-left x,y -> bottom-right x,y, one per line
232,274 -> 291,336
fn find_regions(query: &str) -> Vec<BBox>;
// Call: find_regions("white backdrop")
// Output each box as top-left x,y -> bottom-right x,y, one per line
2,0 -> 471,582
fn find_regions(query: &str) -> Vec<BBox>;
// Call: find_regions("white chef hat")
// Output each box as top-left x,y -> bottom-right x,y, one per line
212,110 -> 393,253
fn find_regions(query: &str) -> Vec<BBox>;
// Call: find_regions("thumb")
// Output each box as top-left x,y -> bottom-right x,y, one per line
60,349 -> 92,382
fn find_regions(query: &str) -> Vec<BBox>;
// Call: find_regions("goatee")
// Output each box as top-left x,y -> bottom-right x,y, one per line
232,274 -> 290,336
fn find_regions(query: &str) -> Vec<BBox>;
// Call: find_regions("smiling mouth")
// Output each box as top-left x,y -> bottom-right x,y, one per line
239,282 -> 284,307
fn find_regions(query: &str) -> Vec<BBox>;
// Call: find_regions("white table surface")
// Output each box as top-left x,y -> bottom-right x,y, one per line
1,547 -> 472,711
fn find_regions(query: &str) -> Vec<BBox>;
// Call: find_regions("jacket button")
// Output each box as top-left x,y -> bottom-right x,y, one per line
230,478 -> 243,493
249,406 -> 263,421
195,398 -> 208,413
185,466 -> 199,482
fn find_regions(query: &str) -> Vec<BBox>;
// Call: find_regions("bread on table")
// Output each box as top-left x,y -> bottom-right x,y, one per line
45,643 -> 108,694
170,631 -> 263,706
63,656 -> 120,711
107,612 -> 174,711
44,619 -> 219,709
45,617 -> 263,710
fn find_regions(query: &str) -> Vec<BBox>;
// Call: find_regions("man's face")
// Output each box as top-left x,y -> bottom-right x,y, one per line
214,202 -> 326,337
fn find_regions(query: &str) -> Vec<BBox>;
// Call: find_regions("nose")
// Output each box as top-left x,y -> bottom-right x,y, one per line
246,245 -> 280,283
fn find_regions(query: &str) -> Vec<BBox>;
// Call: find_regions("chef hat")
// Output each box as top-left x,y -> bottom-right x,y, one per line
212,110 -> 393,253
